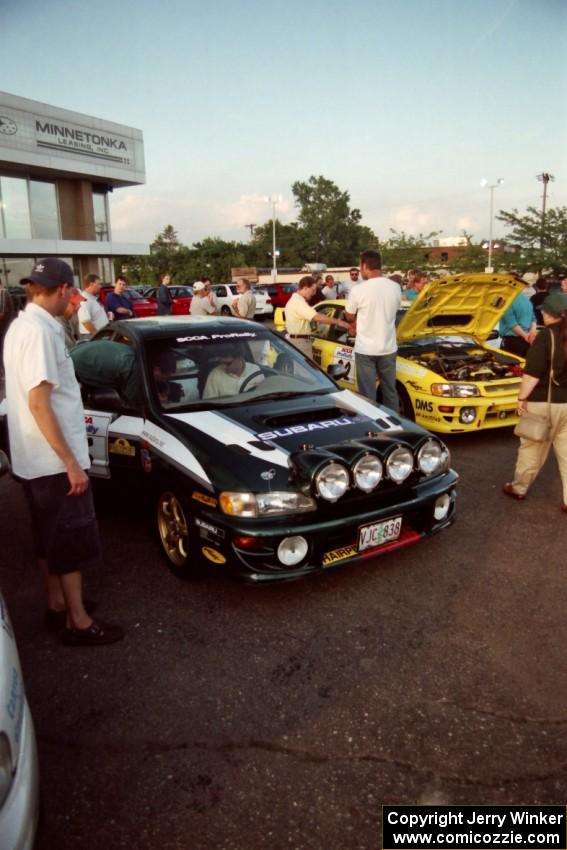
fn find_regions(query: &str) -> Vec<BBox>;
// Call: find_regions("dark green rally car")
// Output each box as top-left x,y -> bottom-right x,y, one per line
1,316 -> 458,582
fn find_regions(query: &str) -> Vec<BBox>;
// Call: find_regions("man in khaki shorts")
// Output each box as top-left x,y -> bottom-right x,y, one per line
284,276 -> 350,358
232,278 -> 256,319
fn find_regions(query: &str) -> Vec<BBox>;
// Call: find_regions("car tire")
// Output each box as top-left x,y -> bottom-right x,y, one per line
156,488 -> 194,577
397,385 -> 415,421
221,305 -> 232,316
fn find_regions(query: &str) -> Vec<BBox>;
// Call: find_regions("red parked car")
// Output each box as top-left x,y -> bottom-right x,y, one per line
144,285 -> 193,315
259,282 -> 298,309
99,286 -> 157,318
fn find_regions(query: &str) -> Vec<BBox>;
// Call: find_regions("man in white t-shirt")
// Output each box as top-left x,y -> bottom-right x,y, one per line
339,267 -> 361,298
77,273 -> 109,335
284,276 -> 350,358
344,250 -> 401,411
3,258 -> 123,646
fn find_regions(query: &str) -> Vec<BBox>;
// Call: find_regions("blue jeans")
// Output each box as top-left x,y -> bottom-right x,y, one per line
355,352 -> 399,412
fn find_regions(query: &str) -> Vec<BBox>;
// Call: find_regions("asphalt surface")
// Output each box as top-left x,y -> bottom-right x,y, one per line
1,427 -> 566,850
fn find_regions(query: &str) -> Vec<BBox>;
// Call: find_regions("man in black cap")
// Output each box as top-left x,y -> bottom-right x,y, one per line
2,258 -> 124,645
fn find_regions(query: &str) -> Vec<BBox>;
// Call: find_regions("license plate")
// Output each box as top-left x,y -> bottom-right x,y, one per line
358,516 -> 402,552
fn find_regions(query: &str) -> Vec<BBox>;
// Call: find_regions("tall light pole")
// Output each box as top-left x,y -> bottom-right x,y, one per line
266,195 -> 282,284
537,172 -> 555,250
480,178 -> 504,273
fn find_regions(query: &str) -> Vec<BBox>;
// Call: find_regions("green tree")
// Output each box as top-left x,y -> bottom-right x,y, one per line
496,205 -> 567,271
291,175 -> 377,265
380,229 -> 442,271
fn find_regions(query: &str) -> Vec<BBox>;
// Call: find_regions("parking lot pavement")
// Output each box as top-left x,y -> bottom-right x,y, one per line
1,428 -> 566,850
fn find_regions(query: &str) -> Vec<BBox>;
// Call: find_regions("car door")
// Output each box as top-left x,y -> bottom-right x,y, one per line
311,303 -> 357,388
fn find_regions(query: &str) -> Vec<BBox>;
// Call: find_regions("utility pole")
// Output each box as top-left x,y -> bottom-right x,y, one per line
244,223 -> 256,239
537,172 -> 555,250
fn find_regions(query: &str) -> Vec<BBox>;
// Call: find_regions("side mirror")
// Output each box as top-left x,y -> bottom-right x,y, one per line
487,329 -> 499,341
0,450 -> 11,477
83,387 -> 123,412
327,363 -> 348,380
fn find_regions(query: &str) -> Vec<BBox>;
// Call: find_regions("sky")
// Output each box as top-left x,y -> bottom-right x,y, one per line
2,0 -> 566,251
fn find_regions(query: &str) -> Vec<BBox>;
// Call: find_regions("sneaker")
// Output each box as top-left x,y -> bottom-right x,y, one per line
45,599 -> 97,632
61,620 -> 124,646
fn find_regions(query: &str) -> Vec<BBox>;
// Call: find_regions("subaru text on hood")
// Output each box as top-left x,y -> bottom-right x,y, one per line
0,317 -> 458,582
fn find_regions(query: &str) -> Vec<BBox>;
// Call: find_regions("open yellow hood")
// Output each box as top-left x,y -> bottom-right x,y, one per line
396,273 -> 527,343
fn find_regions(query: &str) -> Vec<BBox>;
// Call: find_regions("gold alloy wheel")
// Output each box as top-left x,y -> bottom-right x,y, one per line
157,491 -> 189,569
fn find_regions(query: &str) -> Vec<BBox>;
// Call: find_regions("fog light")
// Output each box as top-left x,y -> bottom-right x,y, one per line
459,407 -> 476,424
277,536 -> 308,566
434,493 -> 451,520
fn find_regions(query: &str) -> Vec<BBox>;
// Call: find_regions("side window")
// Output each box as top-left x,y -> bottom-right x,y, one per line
212,286 -> 225,298
327,306 -> 350,344
311,305 -> 337,340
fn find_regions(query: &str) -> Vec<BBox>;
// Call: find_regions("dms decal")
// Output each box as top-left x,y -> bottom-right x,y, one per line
415,399 -> 434,412
257,416 -> 352,441
202,547 -> 226,564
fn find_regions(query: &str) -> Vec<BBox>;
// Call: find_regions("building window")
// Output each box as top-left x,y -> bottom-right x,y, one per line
0,175 -> 61,239
93,190 -> 110,241
441,252 -> 449,262
29,180 -> 60,238
0,176 -> 32,239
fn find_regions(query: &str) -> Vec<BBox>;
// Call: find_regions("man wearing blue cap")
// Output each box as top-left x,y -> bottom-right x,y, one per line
2,258 -> 124,646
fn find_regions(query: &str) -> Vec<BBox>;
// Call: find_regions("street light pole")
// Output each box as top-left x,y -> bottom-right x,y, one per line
266,195 -> 282,284
480,178 -> 504,273
537,172 -> 555,250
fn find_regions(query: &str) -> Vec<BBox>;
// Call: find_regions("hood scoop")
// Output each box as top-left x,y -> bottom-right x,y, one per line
257,407 -> 356,429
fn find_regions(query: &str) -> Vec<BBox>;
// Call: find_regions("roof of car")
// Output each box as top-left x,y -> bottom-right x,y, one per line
110,315 -> 260,341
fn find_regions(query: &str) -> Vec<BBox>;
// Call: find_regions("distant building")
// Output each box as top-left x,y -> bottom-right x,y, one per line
0,91 -> 149,289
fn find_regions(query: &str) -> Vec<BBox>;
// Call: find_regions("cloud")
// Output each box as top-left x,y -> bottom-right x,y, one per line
213,193 -> 294,232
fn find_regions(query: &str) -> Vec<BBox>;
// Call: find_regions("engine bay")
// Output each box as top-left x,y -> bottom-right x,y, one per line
399,341 -> 522,381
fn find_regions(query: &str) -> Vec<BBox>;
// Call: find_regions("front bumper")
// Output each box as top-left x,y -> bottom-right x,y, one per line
195,470 -> 458,581
414,394 -> 519,433
0,701 -> 39,850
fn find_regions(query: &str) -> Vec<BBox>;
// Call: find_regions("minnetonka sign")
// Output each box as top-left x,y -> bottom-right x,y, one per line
0,91 -> 145,187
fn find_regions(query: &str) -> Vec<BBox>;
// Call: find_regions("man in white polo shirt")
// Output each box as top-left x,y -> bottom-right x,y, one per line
3,258 -> 123,646
284,276 -> 350,358
77,273 -> 109,336
344,249 -> 401,411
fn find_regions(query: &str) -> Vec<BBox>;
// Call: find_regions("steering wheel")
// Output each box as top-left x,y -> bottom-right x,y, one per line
239,369 -> 265,393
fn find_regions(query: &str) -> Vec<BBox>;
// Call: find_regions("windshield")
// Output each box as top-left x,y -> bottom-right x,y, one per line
145,328 -> 336,410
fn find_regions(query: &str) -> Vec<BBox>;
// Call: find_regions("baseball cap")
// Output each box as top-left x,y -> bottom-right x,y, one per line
28,258 -> 74,288
540,291 -> 567,318
193,281 -> 205,291
69,288 -> 86,305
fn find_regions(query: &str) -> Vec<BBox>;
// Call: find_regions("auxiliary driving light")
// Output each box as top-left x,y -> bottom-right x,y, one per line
459,407 -> 477,425
386,446 -> 414,484
352,453 -> 383,492
314,462 -> 350,502
434,493 -> 451,521
277,536 -> 308,567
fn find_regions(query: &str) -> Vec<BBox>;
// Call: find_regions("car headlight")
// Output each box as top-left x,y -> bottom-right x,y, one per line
0,733 -> 13,808
386,446 -> 414,484
220,491 -> 316,517
431,383 -> 480,398
352,453 -> 383,493
417,438 -> 449,476
314,462 -> 350,502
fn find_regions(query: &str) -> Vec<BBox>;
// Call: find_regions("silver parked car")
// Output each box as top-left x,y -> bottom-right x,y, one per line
0,451 -> 39,850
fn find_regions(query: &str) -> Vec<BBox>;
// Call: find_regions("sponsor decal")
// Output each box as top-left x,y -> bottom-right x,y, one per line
141,429 -> 165,448
140,448 -> 152,473
333,345 -> 354,384
260,469 -> 276,481
415,399 -> 434,412
193,491 -> 217,508
322,544 -> 357,566
201,547 -> 226,564
195,517 -> 225,540
109,438 -> 136,457
257,416 -> 353,441
176,332 -> 258,343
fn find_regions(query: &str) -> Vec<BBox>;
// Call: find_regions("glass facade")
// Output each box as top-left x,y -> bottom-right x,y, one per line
93,190 -> 109,241
0,175 -> 60,239
29,180 -> 60,238
0,176 -> 32,239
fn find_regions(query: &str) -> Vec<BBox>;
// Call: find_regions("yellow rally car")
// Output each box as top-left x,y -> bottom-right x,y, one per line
275,273 -> 526,434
